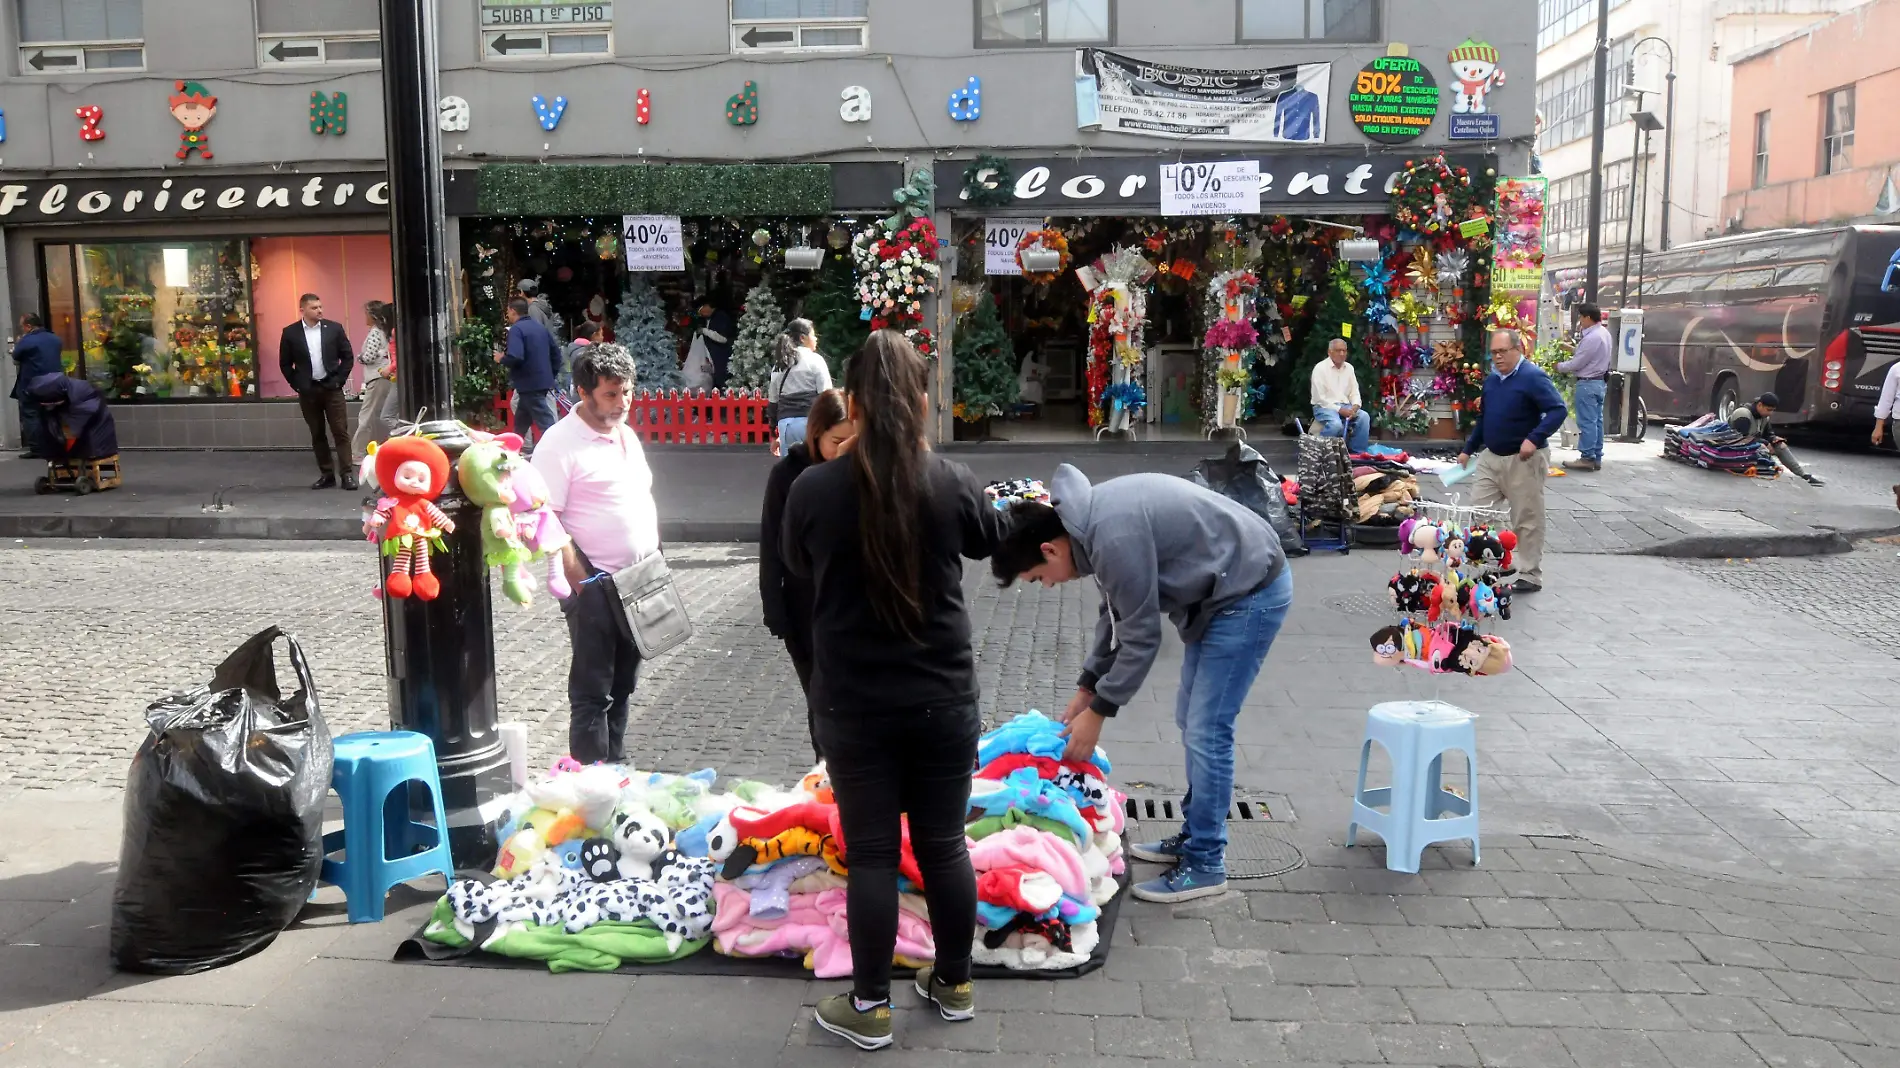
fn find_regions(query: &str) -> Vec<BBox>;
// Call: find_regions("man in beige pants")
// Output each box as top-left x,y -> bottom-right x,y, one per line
1457,329 -> 1569,594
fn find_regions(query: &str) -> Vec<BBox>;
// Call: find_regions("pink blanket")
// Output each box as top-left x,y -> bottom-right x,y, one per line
710,883 -> 935,978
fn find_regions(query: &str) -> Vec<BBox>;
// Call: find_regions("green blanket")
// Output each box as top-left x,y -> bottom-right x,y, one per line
422,898 -> 711,973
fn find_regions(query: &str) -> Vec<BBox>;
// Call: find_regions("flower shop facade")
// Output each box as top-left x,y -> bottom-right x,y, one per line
930,149 -> 1542,443
440,161 -> 910,429
0,169 -> 394,449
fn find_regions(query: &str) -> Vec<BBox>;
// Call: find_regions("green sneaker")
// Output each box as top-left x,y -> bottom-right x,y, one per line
814,994 -> 893,1051
913,966 -> 976,1021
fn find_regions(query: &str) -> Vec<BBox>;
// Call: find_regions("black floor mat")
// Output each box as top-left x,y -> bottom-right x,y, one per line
394,872 -> 1129,981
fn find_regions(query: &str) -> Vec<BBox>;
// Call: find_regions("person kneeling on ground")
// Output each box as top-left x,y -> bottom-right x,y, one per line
1730,392 -> 1825,486
992,463 -> 1294,905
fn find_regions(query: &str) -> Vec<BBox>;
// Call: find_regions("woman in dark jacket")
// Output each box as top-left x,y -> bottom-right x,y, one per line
758,388 -> 851,761
780,331 -> 1008,1049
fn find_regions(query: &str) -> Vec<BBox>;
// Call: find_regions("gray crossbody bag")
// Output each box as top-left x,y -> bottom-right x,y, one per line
611,551 -> 693,659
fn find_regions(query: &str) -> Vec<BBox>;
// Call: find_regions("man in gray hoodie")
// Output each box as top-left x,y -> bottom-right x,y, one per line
993,463 -> 1293,903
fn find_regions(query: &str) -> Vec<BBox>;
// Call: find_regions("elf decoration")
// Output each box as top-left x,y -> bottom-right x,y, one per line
168,82 -> 216,161
458,431 -> 572,606
367,436 -> 457,601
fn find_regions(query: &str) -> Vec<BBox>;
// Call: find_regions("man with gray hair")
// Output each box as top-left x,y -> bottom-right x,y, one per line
531,343 -> 662,764
1457,328 -> 1568,594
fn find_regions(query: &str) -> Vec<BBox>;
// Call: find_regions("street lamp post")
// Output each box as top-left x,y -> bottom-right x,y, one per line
1583,0 -> 1613,304
377,0 -> 509,866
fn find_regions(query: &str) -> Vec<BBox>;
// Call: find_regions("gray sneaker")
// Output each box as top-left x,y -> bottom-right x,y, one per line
1128,832 -> 1188,864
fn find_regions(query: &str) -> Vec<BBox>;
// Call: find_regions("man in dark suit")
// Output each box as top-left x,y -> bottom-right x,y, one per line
10,312 -> 64,458
279,292 -> 358,489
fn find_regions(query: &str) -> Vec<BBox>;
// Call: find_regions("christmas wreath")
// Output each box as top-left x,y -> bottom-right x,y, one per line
1015,228 -> 1071,285
1391,153 -> 1476,236
961,155 -> 1018,208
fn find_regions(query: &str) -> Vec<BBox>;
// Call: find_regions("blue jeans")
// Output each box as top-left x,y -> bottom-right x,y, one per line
516,389 -> 558,446
1173,568 -> 1294,873
778,416 -> 808,450
1311,404 -> 1371,454
1573,378 -> 1607,461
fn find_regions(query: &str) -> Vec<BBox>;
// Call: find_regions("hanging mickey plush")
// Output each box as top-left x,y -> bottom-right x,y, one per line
369,436 -> 457,600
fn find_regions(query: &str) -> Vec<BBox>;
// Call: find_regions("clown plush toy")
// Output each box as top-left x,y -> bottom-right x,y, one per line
369,436 -> 456,600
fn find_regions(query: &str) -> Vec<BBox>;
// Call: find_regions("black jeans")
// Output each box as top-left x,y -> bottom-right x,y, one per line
783,634 -> 820,764
17,400 -> 44,457
561,573 -> 642,764
816,701 -> 980,1003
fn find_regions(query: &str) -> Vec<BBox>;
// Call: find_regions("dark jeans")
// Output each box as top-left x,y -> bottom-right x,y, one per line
17,400 -> 43,457
816,701 -> 980,1003
297,386 -> 352,477
561,573 -> 642,764
783,636 -> 820,764
516,389 -> 558,445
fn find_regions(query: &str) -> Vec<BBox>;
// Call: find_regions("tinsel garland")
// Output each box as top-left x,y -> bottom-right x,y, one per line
473,163 -> 833,216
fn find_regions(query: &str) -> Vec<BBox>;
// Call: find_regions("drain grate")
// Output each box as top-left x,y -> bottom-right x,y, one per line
1124,794 -> 1304,880
1124,795 -> 1278,823
1328,593 -> 1396,618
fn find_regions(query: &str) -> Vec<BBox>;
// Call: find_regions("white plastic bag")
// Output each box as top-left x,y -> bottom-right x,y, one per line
682,334 -> 714,392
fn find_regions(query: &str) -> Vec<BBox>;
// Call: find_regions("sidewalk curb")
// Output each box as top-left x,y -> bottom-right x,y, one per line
0,514 -> 760,544
1622,523 -> 1900,560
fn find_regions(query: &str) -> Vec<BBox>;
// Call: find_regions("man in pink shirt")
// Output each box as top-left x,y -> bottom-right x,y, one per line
530,343 -> 661,764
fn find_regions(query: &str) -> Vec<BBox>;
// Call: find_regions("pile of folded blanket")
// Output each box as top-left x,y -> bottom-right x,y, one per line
1664,417 -> 1779,478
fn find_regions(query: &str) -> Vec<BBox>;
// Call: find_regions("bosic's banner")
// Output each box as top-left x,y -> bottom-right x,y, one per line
1076,49 -> 1331,143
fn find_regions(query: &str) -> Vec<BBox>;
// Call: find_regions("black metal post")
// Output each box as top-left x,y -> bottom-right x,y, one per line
378,0 -> 508,867
1583,0 -> 1612,304
1619,90 -> 1645,306
1659,68 -> 1677,251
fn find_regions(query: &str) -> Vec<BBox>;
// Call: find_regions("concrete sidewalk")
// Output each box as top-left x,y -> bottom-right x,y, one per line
5,543 -> 1900,1066
2,433 -> 1897,555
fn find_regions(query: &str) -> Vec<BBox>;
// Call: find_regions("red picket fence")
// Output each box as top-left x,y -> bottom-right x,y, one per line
629,388 -> 773,446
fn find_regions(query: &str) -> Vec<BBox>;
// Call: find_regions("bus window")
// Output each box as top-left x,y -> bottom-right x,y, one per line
1775,262 -> 1829,288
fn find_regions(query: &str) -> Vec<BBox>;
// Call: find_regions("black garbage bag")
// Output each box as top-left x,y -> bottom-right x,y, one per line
1191,442 -> 1308,557
111,627 -> 334,974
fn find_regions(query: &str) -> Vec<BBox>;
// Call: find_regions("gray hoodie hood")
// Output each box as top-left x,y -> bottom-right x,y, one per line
1049,463 -> 1288,716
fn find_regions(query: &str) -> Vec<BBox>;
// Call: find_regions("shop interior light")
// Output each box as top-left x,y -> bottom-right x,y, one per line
783,247 -> 824,271
162,247 -> 190,288
1338,238 -> 1383,262
1020,248 -> 1062,273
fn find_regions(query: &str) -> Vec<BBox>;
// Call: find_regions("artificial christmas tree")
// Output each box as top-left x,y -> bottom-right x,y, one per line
727,280 -> 784,391
802,251 -> 867,380
1291,261 -> 1373,416
952,292 -> 1020,429
615,275 -> 682,391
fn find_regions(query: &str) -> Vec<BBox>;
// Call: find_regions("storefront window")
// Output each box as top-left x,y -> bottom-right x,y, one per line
39,240 -> 253,400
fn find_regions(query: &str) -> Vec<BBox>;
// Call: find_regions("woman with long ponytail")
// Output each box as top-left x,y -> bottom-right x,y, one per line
779,330 -> 1007,1050
766,317 -> 832,455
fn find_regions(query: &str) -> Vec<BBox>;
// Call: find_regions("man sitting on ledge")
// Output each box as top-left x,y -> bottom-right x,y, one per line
1309,338 -> 1370,454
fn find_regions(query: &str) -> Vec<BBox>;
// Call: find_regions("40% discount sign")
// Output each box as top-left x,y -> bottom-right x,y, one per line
621,215 -> 685,271
1159,160 -> 1261,217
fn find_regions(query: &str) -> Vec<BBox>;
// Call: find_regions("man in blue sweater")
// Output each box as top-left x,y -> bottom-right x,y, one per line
499,298 -> 562,449
1458,329 -> 1568,593
10,313 -> 64,458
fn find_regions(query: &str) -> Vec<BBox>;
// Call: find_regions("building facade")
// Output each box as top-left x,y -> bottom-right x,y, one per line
1722,0 -> 1900,231
1,0 -> 1534,449
1533,0 -> 1865,307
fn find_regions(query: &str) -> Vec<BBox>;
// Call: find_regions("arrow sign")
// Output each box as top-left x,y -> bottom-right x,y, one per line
738,26 -> 795,47
28,51 -> 79,71
267,41 -> 320,61
488,33 -> 541,54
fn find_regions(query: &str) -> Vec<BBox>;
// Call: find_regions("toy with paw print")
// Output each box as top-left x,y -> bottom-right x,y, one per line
1371,513 -> 1518,677
366,435 -> 457,600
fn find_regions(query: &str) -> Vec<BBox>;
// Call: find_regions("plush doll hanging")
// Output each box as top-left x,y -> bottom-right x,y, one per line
506,459 -> 574,600
1410,522 -> 1443,562
457,432 -> 537,605
370,435 -> 456,600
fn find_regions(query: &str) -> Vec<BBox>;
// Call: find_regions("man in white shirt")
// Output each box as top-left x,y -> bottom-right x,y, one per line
1309,338 -> 1370,453
1871,360 -> 1900,448
530,343 -> 662,765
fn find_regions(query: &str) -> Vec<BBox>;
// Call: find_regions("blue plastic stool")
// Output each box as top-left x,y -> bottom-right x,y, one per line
1346,701 -> 1480,874
319,731 -> 456,923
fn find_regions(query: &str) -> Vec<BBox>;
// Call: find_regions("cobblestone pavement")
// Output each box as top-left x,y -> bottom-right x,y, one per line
1672,542 -> 1900,662
6,540 -> 1900,1067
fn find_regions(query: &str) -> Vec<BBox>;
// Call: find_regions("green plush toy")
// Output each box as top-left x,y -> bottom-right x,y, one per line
456,431 -> 535,605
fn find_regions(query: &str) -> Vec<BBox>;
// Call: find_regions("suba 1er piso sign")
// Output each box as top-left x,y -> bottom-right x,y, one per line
622,215 -> 684,272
